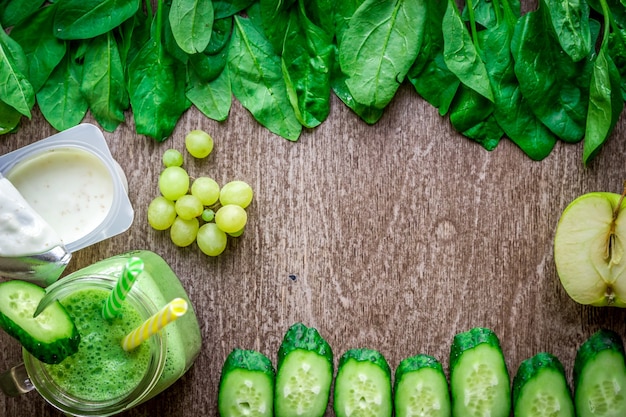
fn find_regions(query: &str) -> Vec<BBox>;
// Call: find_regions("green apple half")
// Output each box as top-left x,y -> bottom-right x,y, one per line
554,191 -> 626,306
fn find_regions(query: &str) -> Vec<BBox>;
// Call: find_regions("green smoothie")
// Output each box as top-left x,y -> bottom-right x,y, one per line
61,250 -> 202,401
42,289 -> 152,401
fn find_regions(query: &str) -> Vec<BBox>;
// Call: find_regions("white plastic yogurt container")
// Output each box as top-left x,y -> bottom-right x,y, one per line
0,124 -> 133,253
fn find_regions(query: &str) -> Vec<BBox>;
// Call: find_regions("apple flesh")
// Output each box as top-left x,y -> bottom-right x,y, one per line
554,192 -> 626,306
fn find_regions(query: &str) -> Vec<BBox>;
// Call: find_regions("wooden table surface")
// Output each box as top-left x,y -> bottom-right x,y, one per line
2,81 -> 626,416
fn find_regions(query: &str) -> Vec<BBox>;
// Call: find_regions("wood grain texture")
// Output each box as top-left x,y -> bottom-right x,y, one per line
2,81 -> 626,416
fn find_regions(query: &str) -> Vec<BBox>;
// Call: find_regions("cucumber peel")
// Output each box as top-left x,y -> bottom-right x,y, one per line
0,280 -> 80,364
275,322 -> 334,417
218,348 -> 275,417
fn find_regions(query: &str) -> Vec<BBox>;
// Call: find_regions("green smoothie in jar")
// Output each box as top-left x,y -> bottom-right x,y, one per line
61,250 -> 202,401
42,288 -> 153,401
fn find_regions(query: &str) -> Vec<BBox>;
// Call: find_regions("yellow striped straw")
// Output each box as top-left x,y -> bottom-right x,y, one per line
102,257 -> 144,320
121,298 -> 188,351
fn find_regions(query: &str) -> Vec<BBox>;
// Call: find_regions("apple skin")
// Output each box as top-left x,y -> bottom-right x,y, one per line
554,192 -> 626,307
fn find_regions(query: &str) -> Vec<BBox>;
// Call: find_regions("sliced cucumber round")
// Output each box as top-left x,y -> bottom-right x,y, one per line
394,354 -> 451,417
513,352 -> 574,417
574,329 -> 626,417
218,349 -> 275,417
449,327 -> 510,417
275,322 -> 334,417
0,280 -> 80,364
334,348 -> 393,417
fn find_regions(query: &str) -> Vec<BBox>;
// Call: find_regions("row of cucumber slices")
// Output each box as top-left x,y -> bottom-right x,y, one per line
218,323 -> 626,417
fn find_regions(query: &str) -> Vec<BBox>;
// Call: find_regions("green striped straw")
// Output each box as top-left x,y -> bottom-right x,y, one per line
102,257 -> 144,320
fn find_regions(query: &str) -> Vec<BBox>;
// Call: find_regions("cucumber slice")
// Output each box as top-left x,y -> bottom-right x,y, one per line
218,349 -> 275,417
449,327 -> 511,417
394,354 -> 451,417
574,329 -> 626,417
512,352 -> 574,417
334,348 -> 393,417
275,322 -> 334,417
0,280 -> 79,364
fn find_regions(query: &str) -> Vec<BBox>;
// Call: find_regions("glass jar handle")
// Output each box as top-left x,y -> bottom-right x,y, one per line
0,363 -> 34,396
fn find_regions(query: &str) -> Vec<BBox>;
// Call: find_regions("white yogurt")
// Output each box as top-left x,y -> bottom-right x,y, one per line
0,177 -> 64,256
5,147 -> 115,246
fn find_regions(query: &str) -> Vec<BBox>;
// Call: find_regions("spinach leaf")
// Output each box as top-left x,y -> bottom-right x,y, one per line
37,45 -> 88,130
280,0 -> 333,128
169,0 -> 213,54
407,0 -> 460,116
544,0 -> 591,62
331,0 -> 383,123
213,0 -> 255,19
187,16 -> 232,82
0,25 -> 34,118
9,5 -> 67,93
1,0 -> 45,27
116,3 -> 151,70
81,32 -> 127,132
461,0 -> 521,28
442,0 -> 494,102
259,0 -> 296,54
608,28 -> 626,100
163,2 -> 191,65
584,47 -> 623,163
334,0 -> 364,39
480,0 -> 557,160
511,3 -> 597,143
206,17 -> 233,55
0,98 -> 21,134
583,0 -> 624,164
127,1 -> 189,141
186,63 -> 232,122
449,85 -> 502,151
228,14 -> 302,141
339,0 -> 426,110
54,0 -> 140,40
188,48 -> 229,83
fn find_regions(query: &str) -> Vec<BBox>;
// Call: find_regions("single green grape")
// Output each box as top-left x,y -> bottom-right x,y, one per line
191,177 -> 220,206
215,204 -> 247,234
162,149 -> 184,167
201,208 -> 215,222
175,194 -> 203,220
219,180 -> 253,208
185,129 -> 214,158
170,216 -> 199,247
228,227 -> 245,237
147,196 -> 176,230
159,166 -> 189,201
197,223 -> 228,256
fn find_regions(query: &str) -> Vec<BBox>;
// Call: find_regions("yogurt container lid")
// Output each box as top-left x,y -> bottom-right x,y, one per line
0,124 -> 134,255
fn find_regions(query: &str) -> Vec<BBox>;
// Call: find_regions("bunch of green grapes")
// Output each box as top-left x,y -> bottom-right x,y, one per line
147,130 -> 253,256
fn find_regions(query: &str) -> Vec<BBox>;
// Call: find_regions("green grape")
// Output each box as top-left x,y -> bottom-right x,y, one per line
162,149 -> 184,167
215,204 -> 247,234
228,227 -> 245,237
159,166 -> 189,201
219,180 -> 253,208
175,194 -> 203,220
170,216 -> 199,247
147,196 -> 176,230
197,223 -> 227,256
191,177 -> 220,206
201,208 -> 215,222
185,129 -> 214,158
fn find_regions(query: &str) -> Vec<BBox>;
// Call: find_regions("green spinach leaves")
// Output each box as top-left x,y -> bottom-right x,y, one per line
0,0 -> 624,164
